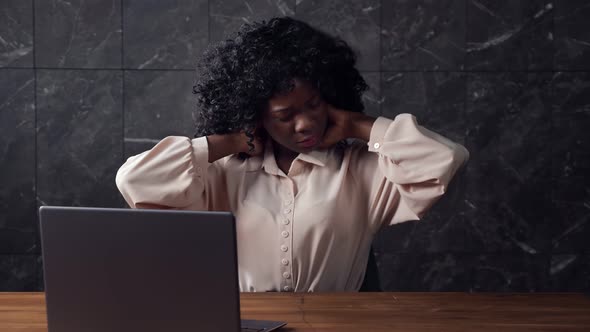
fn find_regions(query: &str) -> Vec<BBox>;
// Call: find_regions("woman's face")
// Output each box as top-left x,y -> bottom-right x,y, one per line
261,78 -> 328,154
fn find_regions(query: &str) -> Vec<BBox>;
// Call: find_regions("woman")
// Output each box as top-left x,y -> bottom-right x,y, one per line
116,17 -> 469,292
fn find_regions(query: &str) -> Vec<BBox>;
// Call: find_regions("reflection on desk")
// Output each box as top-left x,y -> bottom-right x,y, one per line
1,292 -> 589,331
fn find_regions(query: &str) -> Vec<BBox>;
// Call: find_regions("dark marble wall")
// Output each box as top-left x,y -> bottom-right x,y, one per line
0,0 -> 588,292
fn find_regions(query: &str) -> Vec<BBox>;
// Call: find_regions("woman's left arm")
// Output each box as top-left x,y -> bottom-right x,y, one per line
321,107 -> 470,228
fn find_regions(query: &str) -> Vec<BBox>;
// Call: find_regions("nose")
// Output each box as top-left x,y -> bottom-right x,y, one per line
294,113 -> 314,134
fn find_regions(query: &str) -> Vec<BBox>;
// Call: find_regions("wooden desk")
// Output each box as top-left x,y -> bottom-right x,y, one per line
1,292 -> 589,331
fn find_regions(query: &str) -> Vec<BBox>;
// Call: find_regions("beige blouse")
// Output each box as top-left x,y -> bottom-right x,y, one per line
116,114 -> 470,292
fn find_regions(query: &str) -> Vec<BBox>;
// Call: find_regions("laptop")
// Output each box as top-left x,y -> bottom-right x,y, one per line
39,206 -> 287,332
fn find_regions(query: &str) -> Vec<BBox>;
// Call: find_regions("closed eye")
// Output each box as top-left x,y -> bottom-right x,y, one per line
274,111 -> 292,122
308,96 -> 322,109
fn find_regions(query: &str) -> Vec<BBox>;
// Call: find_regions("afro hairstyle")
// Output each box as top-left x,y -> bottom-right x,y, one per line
192,16 -> 369,142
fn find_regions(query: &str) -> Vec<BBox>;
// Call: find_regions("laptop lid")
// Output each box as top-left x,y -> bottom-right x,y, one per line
39,206 -> 241,332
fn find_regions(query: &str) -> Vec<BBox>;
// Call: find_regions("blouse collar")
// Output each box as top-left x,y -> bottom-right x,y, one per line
245,139 -> 329,174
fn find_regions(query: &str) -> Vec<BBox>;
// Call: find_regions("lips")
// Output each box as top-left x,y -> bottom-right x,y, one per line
297,135 -> 319,148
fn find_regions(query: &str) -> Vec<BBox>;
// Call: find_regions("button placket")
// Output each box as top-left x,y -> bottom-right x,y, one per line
280,179 -> 295,292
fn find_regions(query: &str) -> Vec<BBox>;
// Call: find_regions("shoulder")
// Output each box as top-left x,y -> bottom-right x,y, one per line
329,139 -> 376,168
223,153 -> 263,173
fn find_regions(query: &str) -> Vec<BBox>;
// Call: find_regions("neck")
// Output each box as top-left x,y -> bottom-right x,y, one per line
272,141 -> 298,165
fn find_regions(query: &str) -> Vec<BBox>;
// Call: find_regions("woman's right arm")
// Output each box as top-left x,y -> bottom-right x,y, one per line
115,133 -> 247,210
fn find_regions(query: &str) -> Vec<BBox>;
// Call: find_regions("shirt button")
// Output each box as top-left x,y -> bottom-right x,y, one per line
285,199 -> 292,204
283,286 -> 290,291
280,245 -> 288,252
281,259 -> 289,265
373,142 -> 380,149
284,208 -> 291,214
281,231 -> 289,238
282,219 -> 290,225
283,272 -> 291,279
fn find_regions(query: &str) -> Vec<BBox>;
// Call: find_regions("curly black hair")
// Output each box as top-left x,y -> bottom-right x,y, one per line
192,16 -> 368,141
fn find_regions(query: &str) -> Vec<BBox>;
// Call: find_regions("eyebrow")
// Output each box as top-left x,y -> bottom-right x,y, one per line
271,93 -> 320,113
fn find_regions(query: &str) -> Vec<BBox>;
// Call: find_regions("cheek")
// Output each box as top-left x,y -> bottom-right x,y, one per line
263,122 -> 292,141
316,108 -> 329,127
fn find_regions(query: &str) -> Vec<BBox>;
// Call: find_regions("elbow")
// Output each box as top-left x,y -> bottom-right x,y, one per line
115,166 -> 128,194
444,142 -> 470,172
115,167 -> 135,208
457,143 -> 470,167
432,144 -> 469,189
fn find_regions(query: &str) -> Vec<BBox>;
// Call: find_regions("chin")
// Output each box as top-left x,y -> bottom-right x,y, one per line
298,147 -> 315,153
297,143 -> 321,153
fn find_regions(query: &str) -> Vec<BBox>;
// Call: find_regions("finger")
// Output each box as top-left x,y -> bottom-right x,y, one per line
326,104 -> 339,121
327,105 -> 350,127
327,104 -> 346,116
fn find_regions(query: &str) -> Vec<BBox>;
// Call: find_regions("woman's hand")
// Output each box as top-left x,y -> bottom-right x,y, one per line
318,105 -> 376,149
237,128 -> 265,157
206,128 -> 265,163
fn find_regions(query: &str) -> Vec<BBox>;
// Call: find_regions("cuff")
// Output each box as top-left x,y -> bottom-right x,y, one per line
367,116 -> 394,152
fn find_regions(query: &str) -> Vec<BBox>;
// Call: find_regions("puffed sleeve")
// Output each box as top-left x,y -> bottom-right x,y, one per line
115,136 -> 229,211
351,114 -> 469,229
